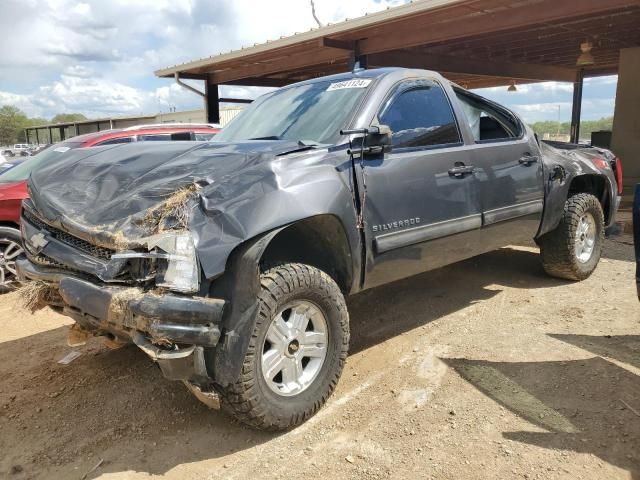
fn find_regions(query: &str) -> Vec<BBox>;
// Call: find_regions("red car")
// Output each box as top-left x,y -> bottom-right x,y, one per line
0,123 -> 219,291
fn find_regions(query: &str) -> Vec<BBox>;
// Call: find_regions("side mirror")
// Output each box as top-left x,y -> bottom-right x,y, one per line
366,125 -> 392,154
341,125 -> 393,155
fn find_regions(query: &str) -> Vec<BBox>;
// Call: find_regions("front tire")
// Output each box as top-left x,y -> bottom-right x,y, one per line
539,193 -> 604,281
218,263 -> 349,431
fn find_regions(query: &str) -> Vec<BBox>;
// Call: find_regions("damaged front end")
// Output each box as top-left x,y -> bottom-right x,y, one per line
17,196 -> 224,404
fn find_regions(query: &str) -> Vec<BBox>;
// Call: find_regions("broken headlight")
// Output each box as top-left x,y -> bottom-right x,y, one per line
148,232 -> 200,294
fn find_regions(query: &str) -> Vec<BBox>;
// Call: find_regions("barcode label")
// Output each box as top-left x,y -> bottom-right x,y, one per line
327,79 -> 372,91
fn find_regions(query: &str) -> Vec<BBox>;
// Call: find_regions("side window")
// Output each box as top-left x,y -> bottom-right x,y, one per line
139,134 -> 171,141
455,90 -> 522,142
170,132 -> 193,141
379,81 -> 461,149
95,137 -> 133,146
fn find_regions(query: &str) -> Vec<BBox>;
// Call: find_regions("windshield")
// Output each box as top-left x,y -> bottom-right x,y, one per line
0,142 -> 81,182
215,78 -> 373,145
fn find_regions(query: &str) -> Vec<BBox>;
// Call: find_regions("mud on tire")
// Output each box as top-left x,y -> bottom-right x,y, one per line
217,263 -> 349,431
539,193 -> 604,281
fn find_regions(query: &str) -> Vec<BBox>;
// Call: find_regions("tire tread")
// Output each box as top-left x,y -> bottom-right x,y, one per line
539,193 -> 604,281
217,263 -> 349,431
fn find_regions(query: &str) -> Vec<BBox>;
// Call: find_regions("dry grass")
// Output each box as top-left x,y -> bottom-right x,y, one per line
112,230 -> 129,251
16,280 -> 57,313
107,288 -> 143,322
142,183 -> 201,233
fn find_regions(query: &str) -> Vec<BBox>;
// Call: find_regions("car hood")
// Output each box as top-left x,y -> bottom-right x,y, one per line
27,139 -> 314,247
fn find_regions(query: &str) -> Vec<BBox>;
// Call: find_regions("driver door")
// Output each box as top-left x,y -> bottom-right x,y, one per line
359,79 -> 483,289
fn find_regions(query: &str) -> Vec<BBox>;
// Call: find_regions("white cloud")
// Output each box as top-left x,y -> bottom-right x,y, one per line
480,84 -> 532,94
474,76 -> 617,123
63,65 -> 96,78
0,0 -> 406,118
0,74 -> 272,119
0,0 -> 618,124
538,82 -> 574,93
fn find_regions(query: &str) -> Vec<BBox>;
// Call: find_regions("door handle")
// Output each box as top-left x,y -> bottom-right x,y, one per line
448,163 -> 475,177
519,155 -> 539,166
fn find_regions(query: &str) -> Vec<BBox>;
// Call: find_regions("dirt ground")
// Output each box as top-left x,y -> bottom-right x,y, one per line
1,231 -> 638,480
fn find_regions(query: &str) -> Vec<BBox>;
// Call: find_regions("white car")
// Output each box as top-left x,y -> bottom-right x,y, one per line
1,144 -> 31,157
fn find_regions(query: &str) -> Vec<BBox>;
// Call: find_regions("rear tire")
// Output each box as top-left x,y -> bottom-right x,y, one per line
539,193 -> 604,281
0,226 -> 23,293
217,263 -> 349,431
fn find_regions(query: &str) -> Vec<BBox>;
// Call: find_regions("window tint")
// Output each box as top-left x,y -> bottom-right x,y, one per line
95,137 -> 134,146
379,81 -> 461,149
455,90 -> 522,142
139,134 -> 171,141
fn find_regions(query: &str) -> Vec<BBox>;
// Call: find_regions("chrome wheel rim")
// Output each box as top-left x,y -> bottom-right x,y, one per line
0,239 -> 23,289
261,300 -> 328,397
575,212 -> 596,263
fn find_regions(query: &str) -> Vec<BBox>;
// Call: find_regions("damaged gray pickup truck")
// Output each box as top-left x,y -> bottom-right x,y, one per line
17,68 -> 621,430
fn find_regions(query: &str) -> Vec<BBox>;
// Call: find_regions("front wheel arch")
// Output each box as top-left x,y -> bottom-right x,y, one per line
259,214 -> 354,293
207,214 -> 355,386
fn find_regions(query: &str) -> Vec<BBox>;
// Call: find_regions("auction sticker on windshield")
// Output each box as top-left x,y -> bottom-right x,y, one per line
327,79 -> 372,91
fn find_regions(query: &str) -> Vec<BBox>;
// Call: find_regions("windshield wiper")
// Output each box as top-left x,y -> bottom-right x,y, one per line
297,140 -> 327,148
276,140 -> 327,157
248,135 -> 282,140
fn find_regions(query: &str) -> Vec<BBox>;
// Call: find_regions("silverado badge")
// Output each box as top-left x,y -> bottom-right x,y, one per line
372,217 -> 421,233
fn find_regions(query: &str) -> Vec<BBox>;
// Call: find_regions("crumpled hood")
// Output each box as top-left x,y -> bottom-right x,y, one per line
27,139 -> 306,245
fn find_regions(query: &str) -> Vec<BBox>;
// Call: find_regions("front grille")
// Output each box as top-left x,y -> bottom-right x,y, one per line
23,209 -> 115,261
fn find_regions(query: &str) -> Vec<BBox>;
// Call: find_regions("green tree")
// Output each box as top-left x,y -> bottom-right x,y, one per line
0,105 -> 30,146
530,117 -> 613,141
50,113 -> 87,124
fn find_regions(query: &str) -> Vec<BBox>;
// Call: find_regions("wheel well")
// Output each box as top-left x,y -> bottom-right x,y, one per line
568,174 -> 610,223
260,215 -> 353,293
0,221 -> 20,231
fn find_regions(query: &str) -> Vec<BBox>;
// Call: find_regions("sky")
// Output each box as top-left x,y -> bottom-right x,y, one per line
0,0 -> 618,123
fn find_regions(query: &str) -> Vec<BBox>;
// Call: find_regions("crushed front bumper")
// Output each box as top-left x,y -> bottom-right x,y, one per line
16,257 -> 225,383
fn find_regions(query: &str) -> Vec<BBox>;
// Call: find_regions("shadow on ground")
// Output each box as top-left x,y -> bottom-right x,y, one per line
0,247 -> 566,479
348,247 -> 565,353
445,334 -> 640,479
550,334 -> 640,370
602,234 -> 635,262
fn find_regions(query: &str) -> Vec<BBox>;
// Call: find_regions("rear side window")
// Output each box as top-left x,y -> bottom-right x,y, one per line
379,80 -> 461,149
139,134 -> 171,141
95,137 -> 134,146
455,90 -> 522,142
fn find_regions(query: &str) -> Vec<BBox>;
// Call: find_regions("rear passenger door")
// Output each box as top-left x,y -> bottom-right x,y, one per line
454,89 -> 544,242
360,79 -> 484,288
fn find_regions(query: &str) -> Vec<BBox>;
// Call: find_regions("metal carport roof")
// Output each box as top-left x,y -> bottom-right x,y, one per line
155,0 -> 640,89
